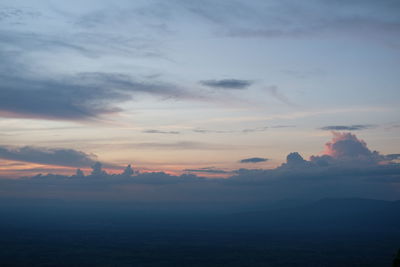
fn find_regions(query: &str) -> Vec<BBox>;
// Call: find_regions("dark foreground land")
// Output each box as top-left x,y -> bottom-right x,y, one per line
0,198 -> 399,266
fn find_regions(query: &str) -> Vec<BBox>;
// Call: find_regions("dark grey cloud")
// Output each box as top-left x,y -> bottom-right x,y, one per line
142,129 -> 180,134
0,146 -> 97,167
320,125 -> 375,131
0,74 -> 123,120
184,167 -> 229,174
199,79 -> 252,89
0,72 -> 198,121
240,157 -> 268,163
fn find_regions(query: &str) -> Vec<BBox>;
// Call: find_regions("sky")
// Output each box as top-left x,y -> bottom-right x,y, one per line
0,0 -> 400,179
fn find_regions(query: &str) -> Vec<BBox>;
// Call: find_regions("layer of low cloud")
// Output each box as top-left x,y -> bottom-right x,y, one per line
199,79 -> 252,89
0,132 -> 399,203
240,157 -> 268,163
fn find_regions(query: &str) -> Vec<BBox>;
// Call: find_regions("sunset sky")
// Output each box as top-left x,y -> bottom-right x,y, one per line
1,0 -> 400,178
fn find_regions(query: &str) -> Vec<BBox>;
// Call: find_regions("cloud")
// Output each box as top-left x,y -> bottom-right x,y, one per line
285,152 -> 308,166
320,125 -> 374,131
184,167 -> 229,174
193,126 -> 269,134
0,72 -> 199,121
0,146 -> 97,167
313,132 -> 383,164
264,86 -> 295,106
0,7 -> 41,24
0,12 -> 204,122
0,74 -> 123,120
193,129 -> 234,134
386,154 -> 400,160
199,79 -> 252,89
240,157 -> 268,163
142,129 -> 180,134
129,141 -> 235,150
241,126 -> 269,133
182,0 -> 400,48
1,132 -> 399,203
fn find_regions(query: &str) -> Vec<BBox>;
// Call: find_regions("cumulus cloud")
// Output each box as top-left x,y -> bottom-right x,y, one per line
282,152 -> 309,168
0,146 -> 97,167
199,79 -> 252,89
240,157 -> 268,163
312,132 -> 383,165
320,125 -> 374,131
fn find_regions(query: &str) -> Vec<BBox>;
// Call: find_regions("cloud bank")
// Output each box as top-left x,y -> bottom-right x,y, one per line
1,132 -> 399,202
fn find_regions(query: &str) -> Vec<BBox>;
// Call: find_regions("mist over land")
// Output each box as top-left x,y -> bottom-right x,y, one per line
1,0 -> 400,266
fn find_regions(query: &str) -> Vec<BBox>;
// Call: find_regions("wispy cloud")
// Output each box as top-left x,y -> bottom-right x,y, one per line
0,146 -> 97,167
142,129 -> 180,134
0,72 -> 201,121
128,141 -> 235,150
184,167 -> 229,174
200,79 -> 253,90
181,0 -> 400,48
193,126 -> 269,134
264,86 -> 295,106
240,157 -> 268,163
320,125 -> 375,131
